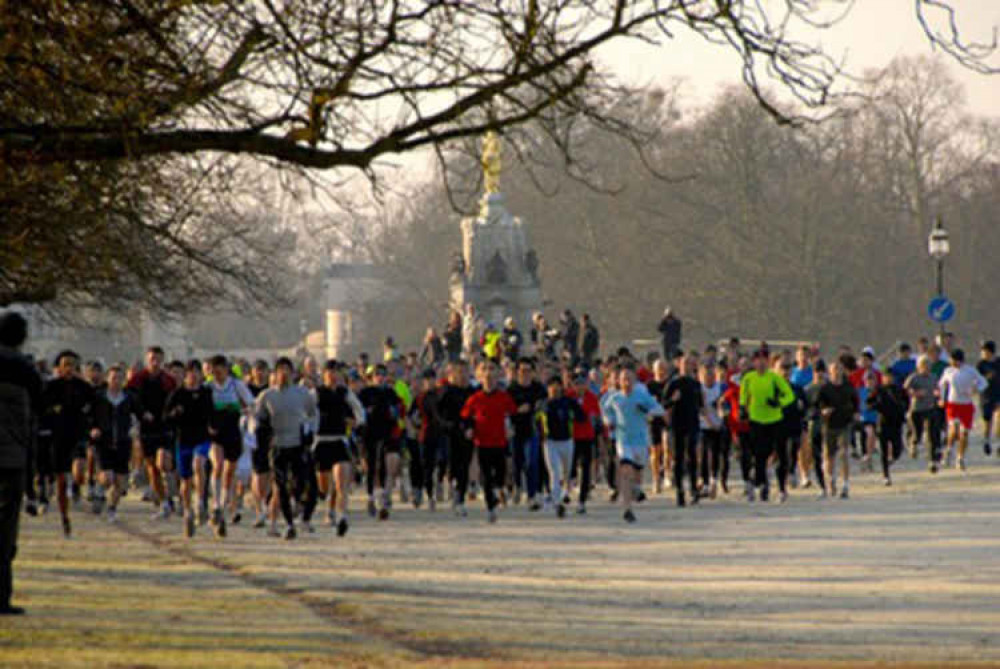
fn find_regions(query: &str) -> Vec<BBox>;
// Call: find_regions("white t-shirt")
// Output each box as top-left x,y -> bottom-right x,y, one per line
938,365 -> 988,405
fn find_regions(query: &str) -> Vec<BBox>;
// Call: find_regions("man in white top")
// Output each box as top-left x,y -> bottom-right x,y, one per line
938,349 -> 988,471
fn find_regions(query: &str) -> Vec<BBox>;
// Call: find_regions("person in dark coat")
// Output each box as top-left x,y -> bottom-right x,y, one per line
561,310 -> 580,363
657,307 -> 682,360
581,314 -> 600,366
0,312 -> 43,615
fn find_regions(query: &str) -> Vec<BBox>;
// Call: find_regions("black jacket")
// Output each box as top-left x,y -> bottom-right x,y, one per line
92,390 -> 144,448
0,346 -> 43,469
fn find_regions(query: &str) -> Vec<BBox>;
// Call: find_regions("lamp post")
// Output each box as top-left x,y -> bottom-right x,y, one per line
927,216 -> 950,336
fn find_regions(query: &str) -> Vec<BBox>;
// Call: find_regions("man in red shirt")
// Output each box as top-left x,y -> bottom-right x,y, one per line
566,368 -> 601,514
460,360 -> 516,523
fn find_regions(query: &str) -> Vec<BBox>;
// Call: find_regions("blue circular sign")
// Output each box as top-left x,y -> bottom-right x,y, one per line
928,296 -> 955,323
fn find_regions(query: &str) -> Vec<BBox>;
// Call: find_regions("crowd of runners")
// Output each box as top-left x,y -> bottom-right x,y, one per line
11,309 -> 1000,543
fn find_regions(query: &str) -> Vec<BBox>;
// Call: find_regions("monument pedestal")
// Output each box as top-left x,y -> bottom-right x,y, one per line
450,192 -> 543,332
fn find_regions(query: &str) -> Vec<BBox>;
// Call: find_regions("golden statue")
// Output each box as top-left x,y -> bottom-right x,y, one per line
481,130 -> 501,194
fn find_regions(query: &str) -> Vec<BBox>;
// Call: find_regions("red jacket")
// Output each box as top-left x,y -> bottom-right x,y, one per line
460,389 -> 516,448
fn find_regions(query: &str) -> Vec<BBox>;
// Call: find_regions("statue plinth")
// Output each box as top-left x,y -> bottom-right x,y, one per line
450,191 -> 543,331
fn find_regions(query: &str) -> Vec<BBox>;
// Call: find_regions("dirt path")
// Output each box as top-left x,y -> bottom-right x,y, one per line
6,439 -> 1000,667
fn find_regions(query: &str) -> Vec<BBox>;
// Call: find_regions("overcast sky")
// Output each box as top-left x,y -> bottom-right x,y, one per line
600,0 -> 999,117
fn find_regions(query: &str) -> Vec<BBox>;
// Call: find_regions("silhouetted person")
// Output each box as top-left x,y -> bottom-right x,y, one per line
658,308 -> 682,360
0,312 -> 43,615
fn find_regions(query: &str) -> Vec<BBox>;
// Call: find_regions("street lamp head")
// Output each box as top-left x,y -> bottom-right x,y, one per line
928,217 -> 950,260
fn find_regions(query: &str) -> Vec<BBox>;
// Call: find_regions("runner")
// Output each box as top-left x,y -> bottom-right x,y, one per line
817,361 -> 859,499
904,357 -> 942,469
438,361 -> 477,517
91,365 -> 144,522
663,353 -> 709,507
357,364 -> 402,520
207,355 -> 254,537
646,359 -> 670,494
412,368 -> 446,511
506,358 -> 546,510
538,375 -> 583,518
460,360 -> 517,523
938,349 -> 988,471
126,346 -> 177,520
568,368 -> 601,515
739,351 -> 794,502
164,361 -> 214,537
601,366 -> 665,523
255,357 -> 318,539
976,341 -> 999,456
245,360 -> 273,527
41,350 -> 95,537
866,369 -> 908,486
313,361 -> 365,536
698,362 -> 726,498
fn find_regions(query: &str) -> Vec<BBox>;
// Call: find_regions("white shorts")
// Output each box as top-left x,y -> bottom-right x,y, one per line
616,442 -> 649,469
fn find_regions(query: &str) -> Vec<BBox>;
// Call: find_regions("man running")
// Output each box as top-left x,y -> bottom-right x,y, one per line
357,364 -> 402,520
904,357 -> 942,468
977,341 -> 999,456
91,365 -> 144,522
601,366 -> 664,523
663,353 -> 710,506
41,350 -> 95,536
739,351 -> 794,502
866,369 -> 908,486
817,361 -> 859,499
568,368 -> 601,515
439,361 -> 476,516
164,361 -> 214,537
207,355 -> 254,537
412,368 -> 446,511
313,361 -> 365,536
506,358 -> 546,510
460,360 -> 517,523
938,349 -> 988,471
255,357 -> 318,539
126,346 -> 177,520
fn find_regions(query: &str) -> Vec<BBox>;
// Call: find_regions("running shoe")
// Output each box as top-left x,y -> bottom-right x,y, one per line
957,457 -> 967,472
839,486 -> 849,500
336,518 -> 349,537
253,515 -> 266,529
487,510 -> 498,524
883,477 -> 892,486
367,499 -> 377,517
24,500 -> 38,517
428,497 -> 436,512
929,461 -> 939,474
327,510 -> 336,527
184,514 -> 195,538
302,520 -> 315,534
106,508 -> 118,523
377,508 -> 390,521
778,491 -> 788,504
217,516 -> 227,538
284,525 -> 297,541
61,516 -> 72,538
231,511 -> 242,526
623,509 -> 636,524
556,504 -> 566,518
528,500 -> 542,512
414,489 -> 424,509
985,442 -> 992,456
576,504 -> 587,515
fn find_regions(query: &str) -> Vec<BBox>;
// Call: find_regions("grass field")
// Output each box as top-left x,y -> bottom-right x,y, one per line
4,440 -> 1000,668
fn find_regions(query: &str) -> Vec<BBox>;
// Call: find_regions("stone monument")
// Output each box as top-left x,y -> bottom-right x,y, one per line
450,131 -> 544,331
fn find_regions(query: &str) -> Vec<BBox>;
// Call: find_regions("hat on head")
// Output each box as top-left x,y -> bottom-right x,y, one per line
862,345 -> 875,357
